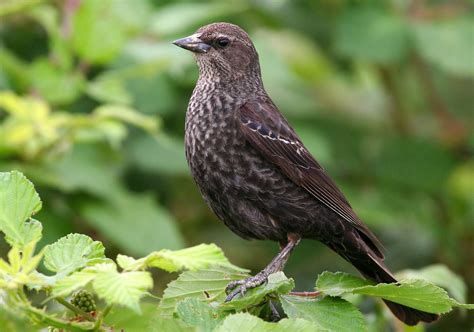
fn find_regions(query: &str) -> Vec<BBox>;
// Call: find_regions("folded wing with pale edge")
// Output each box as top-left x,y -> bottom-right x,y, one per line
238,100 -> 384,258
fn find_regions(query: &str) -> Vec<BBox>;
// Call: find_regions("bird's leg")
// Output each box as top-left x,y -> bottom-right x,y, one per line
225,233 -> 301,302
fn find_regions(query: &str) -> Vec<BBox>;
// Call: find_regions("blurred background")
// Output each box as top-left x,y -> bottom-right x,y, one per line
0,0 -> 472,330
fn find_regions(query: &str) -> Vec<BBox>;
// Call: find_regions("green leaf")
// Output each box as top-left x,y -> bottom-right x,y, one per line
28,58 -> 84,105
0,307 -> 36,332
51,268 -> 97,297
71,0 -> 128,64
158,268 -> 248,316
374,137 -> 455,193
92,263 -> 153,313
316,272 -> 474,313
447,161 -> 474,206
81,192 -> 184,256
117,243 -> 246,273
0,48 -> 30,91
281,295 -> 367,332
20,219 -> 42,247
335,8 -> 409,64
397,264 -> 467,304
176,298 -> 225,332
316,271 -> 374,297
215,312 -> 321,332
221,272 -> 295,311
105,303 -> 171,332
86,75 -> 133,105
126,74 -> 177,115
414,18 -> 474,77
0,171 -> 42,247
43,233 -> 105,275
127,135 -> 189,175
42,144 -> 123,197
148,316 -> 193,332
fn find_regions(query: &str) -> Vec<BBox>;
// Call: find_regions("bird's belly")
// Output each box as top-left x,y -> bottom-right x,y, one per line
187,130 -> 339,242
186,129 -> 285,240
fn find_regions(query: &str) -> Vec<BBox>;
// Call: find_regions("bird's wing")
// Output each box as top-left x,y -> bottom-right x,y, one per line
238,100 -> 384,257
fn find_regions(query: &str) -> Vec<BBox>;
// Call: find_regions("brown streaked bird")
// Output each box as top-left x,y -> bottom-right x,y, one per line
173,22 -> 438,326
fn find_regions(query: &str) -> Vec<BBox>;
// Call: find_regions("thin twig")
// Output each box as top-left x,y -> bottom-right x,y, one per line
94,304 -> 113,331
288,291 -> 321,297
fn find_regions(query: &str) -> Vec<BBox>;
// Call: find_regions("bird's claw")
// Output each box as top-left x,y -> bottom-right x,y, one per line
224,272 -> 269,302
225,279 -> 245,294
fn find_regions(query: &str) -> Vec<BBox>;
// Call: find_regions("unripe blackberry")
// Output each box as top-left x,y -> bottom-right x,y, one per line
70,290 -> 96,313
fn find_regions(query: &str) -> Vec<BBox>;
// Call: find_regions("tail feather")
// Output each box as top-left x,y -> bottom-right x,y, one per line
349,252 -> 439,326
383,299 -> 439,326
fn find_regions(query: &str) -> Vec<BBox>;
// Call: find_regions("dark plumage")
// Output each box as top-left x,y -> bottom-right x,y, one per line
174,22 -> 438,326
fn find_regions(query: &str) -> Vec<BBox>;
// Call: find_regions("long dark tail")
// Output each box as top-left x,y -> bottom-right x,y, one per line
328,231 -> 439,326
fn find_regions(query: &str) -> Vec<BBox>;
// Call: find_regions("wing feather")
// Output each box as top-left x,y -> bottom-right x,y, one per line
238,101 -> 384,257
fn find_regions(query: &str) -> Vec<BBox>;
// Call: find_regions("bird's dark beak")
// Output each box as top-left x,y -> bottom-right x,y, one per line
173,33 -> 211,53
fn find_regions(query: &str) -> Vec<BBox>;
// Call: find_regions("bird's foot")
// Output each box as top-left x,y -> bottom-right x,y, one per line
225,270 -> 270,302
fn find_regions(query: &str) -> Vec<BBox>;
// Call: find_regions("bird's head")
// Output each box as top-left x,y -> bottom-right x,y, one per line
173,23 -> 261,82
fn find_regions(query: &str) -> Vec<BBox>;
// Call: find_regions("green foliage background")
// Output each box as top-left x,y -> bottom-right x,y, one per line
0,0 -> 472,330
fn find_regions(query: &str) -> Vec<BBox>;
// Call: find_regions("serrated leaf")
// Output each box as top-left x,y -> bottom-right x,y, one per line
281,295 -> 366,332
316,272 -> 474,314
215,312 -> 322,332
19,219 -> 42,247
92,263 -> 153,313
350,281 -> 456,313
397,264 -> 467,304
316,271 -> 374,297
0,242 -> 46,290
43,234 -> 105,275
51,268 -> 98,297
176,298 -> 225,332
220,272 -> 295,311
0,171 -> 42,248
117,243 -> 246,273
158,268 -> 248,316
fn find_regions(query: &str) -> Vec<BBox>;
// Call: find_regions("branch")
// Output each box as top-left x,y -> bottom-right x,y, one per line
289,291 -> 321,297
24,305 -> 94,331
94,304 -> 113,331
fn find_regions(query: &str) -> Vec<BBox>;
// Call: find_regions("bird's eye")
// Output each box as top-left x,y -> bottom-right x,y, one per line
216,37 -> 230,48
